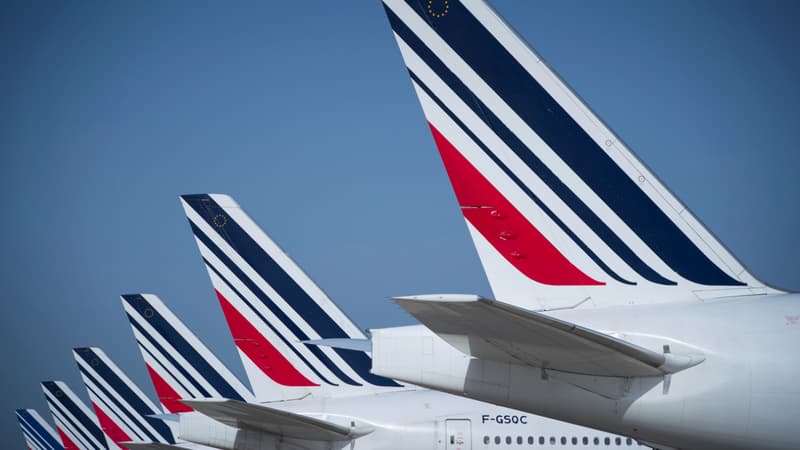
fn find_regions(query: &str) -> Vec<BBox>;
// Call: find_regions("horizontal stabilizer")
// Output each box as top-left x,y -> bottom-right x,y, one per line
182,399 -> 373,441
121,443 -> 182,450
303,338 -> 372,352
394,295 -> 703,377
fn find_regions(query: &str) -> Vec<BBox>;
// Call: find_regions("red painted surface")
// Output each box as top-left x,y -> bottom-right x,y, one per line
429,123 -> 603,286
215,290 -> 318,386
91,404 -> 131,450
57,427 -> 80,450
145,364 -> 193,413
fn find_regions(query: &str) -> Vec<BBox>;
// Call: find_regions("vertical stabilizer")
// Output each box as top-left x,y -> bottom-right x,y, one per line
180,193 -> 404,401
121,293 -> 255,413
15,409 -> 64,450
72,347 -> 176,448
42,381 -> 107,450
381,0 -> 774,309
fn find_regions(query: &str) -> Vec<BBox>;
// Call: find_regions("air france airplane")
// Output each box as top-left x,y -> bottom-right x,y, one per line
122,292 -> 323,449
369,0 -> 799,449
16,408 -> 64,450
176,193 -> 643,449
72,346 -> 203,449
41,380 -> 108,450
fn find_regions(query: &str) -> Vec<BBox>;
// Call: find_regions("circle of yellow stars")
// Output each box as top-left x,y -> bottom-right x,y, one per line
213,214 -> 228,228
427,0 -> 449,18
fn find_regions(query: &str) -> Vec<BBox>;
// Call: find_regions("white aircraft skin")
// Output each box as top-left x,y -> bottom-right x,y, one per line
371,0 -> 800,449
178,389 -> 646,450
373,295 -> 800,449
169,193 -> 646,449
234,389 -> 647,449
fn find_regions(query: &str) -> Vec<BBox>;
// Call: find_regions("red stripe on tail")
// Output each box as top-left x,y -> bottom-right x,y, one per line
145,364 -> 193,413
215,290 -> 318,386
429,123 -> 603,286
91,403 -> 132,450
57,427 -> 80,450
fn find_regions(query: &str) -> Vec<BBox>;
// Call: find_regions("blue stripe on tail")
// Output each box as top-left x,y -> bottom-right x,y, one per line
395,0 -> 743,286
73,348 -> 175,444
122,294 -> 246,401
42,382 -> 106,449
183,194 -> 401,387
16,410 -> 63,450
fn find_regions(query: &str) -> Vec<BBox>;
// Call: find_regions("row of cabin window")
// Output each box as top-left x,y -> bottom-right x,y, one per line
482,435 -> 639,446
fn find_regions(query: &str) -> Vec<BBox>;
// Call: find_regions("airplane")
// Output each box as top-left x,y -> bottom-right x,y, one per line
120,293 -> 255,412
72,346 -> 203,450
176,192 -> 644,449
369,0 -> 800,449
16,408 -> 64,450
41,380 -> 108,449
125,291 -> 645,449
121,292 -> 336,449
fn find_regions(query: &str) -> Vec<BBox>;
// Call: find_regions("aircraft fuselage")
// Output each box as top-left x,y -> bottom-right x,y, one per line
373,293 -> 800,449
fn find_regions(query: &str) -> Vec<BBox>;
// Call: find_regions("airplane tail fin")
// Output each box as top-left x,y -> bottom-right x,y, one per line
72,347 -> 176,448
179,193 -> 404,401
42,381 -> 108,450
121,293 -> 255,413
15,409 -> 64,450
382,0 -> 772,309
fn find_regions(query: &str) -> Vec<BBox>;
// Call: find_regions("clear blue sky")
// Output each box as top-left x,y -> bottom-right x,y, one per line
2,1 -> 799,446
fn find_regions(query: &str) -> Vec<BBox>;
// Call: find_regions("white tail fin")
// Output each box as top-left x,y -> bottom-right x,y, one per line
42,381 -> 107,450
179,194 -> 405,401
121,293 -> 255,413
15,409 -> 64,450
72,347 -> 176,448
382,0 -> 774,309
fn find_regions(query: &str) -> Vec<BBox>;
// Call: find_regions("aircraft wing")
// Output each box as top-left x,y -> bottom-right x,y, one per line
394,295 -> 699,377
182,399 -> 373,441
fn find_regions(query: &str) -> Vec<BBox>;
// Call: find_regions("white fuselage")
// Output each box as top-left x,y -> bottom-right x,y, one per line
372,293 -> 800,449
179,389 -> 646,450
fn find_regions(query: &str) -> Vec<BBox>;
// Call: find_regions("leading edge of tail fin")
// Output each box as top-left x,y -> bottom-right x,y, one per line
72,347 -> 176,447
179,193 -> 402,401
382,0 -> 774,309
42,381 -> 107,450
16,409 -> 64,450
121,293 -> 255,413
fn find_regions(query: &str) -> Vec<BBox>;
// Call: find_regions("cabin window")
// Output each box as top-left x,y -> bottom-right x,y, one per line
605,437 -> 611,445
583,437 -> 589,445
483,436 -> 490,445
495,436 -> 501,444
528,436 -> 534,445
561,437 -> 567,445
